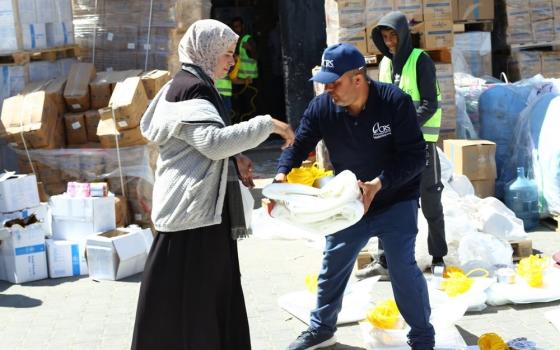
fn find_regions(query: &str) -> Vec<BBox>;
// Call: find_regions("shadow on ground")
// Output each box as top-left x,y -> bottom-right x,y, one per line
0,293 -> 42,308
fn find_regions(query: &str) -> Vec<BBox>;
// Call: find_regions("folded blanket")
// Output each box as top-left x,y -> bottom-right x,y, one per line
263,170 -> 364,235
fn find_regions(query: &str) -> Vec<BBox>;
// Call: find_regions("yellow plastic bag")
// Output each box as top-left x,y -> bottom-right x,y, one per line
366,299 -> 401,329
287,164 -> 333,186
517,254 -> 549,287
229,56 -> 241,80
440,268 -> 489,297
305,274 -> 318,294
477,332 -> 508,350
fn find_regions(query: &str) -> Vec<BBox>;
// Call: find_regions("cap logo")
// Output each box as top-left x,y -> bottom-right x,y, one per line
322,59 -> 334,68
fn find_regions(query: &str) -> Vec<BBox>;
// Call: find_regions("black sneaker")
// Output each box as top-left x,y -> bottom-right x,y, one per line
287,328 -> 336,350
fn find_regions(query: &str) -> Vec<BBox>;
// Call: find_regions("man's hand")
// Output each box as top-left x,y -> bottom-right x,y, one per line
358,177 -> 382,214
235,154 -> 255,188
271,119 -> 295,149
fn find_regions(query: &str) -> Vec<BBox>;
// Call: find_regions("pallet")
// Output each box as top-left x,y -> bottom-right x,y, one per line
541,215 -> 560,233
28,45 -> 80,62
509,40 -> 560,50
0,51 -> 29,65
0,45 -> 79,66
453,20 -> 494,33
365,48 -> 452,66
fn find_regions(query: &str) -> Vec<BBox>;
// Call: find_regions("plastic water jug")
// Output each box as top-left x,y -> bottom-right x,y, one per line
504,167 -> 539,231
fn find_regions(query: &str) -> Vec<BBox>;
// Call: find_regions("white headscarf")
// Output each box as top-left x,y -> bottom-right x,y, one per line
178,19 -> 239,80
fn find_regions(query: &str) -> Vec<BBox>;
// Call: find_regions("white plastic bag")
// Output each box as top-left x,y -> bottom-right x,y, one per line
458,232 -> 513,267
239,181 -> 254,229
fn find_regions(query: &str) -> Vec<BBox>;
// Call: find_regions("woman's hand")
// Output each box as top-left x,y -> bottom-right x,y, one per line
235,154 -> 255,188
271,119 -> 295,149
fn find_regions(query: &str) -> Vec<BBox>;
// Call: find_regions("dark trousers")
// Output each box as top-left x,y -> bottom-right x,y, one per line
311,200 -> 435,348
379,142 -> 447,259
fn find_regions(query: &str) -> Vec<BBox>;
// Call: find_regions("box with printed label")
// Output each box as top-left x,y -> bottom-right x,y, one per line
395,0 -> 423,22
541,51 -> 560,78
366,0 -> 394,27
63,63 -> 96,112
0,223 -> 48,284
45,239 -> 88,278
50,195 -> 116,241
108,77 -> 149,130
423,0 -> 453,20
64,112 -> 88,145
325,0 -> 366,29
96,112 -> 148,148
86,227 -> 153,280
0,173 -> 40,212
84,110 -> 100,142
418,20 -> 454,49
453,0 -> 494,21
443,139 -> 497,180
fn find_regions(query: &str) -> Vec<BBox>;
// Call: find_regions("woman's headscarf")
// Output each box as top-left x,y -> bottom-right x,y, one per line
178,19 -> 239,80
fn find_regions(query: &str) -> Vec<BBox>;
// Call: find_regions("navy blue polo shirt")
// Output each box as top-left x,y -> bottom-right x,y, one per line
277,80 -> 426,214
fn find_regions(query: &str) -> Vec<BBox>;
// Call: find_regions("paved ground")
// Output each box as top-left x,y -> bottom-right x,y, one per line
1,144 -> 560,349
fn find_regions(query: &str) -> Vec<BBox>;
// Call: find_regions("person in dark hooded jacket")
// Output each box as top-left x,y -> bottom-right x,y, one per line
356,11 -> 447,281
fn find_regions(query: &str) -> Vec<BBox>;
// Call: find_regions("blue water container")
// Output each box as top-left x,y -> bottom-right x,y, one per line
504,167 -> 539,231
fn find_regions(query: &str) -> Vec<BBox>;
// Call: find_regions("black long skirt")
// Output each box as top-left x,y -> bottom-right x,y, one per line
131,204 -> 251,350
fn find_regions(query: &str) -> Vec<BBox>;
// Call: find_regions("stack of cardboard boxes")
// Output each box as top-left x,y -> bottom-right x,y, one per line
443,139 -> 498,198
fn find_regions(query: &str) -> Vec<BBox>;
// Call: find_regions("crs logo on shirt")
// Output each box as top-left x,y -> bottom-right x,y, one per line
372,122 -> 391,139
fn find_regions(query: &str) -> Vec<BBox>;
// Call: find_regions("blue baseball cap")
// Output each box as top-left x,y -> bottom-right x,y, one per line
310,43 -> 366,84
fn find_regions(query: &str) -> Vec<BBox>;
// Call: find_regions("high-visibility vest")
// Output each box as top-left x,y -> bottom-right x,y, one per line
379,48 -> 442,142
215,77 -> 232,97
237,34 -> 258,79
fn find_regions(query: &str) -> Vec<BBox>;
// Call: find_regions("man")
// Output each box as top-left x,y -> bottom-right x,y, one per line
275,43 -> 434,350
231,17 -> 259,122
357,11 -> 447,280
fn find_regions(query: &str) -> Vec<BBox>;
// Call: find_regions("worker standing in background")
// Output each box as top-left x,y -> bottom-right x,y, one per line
231,16 -> 259,123
357,11 -> 447,281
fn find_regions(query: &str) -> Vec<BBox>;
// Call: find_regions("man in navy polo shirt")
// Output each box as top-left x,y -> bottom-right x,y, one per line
275,43 -> 435,350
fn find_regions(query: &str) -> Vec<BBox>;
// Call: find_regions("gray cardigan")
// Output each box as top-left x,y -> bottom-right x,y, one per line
140,83 -> 275,232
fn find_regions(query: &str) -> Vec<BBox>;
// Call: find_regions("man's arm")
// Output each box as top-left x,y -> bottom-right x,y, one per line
378,93 -> 427,190
276,102 -> 322,179
416,53 -> 438,126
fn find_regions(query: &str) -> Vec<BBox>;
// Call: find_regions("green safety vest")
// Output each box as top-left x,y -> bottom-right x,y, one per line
215,77 -> 232,97
379,48 -> 442,142
237,34 -> 258,79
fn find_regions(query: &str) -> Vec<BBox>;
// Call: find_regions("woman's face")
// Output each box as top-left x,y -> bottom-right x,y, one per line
214,43 -> 236,79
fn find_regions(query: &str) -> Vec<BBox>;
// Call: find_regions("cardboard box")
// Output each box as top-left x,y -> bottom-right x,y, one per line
355,250 -> 374,270
509,51 -> 542,80
395,0 -> 424,22
541,51 -> 560,78
418,20 -> 454,49
440,102 -> 457,129
471,178 -> 495,198
45,239 -> 88,278
530,0 -> 553,22
324,0 -> 366,29
35,116 -> 66,150
366,0 -> 394,27
423,0 -> 453,20
443,139 -> 497,180
89,70 -> 143,109
50,195 -> 116,241
326,27 -> 368,56
0,173 -> 40,212
367,66 -> 379,80
84,110 -> 101,142
96,111 -> 148,148
506,8 -> 533,44
63,63 -> 96,112
1,90 -> 59,149
0,223 -> 48,284
115,195 -> 129,228
453,0 -> 494,21
532,19 -> 555,42
64,112 -> 88,145
108,77 -> 149,130
21,77 -> 66,115
85,227 -> 153,280
0,204 -> 51,236
510,239 -> 533,261
141,70 -> 171,99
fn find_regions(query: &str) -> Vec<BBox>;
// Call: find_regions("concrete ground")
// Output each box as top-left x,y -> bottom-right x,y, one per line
1,142 -> 559,349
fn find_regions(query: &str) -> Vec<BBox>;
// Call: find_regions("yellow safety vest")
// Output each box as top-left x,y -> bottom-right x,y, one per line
215,77 -> 232,97
379,48 -> 442,142
237,34 -> 258,79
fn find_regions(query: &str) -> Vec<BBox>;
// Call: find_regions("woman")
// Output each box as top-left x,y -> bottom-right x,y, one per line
132,19 -> 294,350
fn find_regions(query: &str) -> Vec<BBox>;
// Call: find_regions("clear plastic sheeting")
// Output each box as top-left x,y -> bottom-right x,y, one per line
453,32 -> 492,78
72,0 -> 211,72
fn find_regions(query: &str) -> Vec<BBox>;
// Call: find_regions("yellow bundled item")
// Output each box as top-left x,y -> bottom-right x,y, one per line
287,164 -> 333,187
305,274 -> 318,294
517,254 -> 549,287
229,56 -> 241,80
443,265 -> 464,278
366,299 -> 401,329
440,268 -> 489,297
477,332 -> 509,350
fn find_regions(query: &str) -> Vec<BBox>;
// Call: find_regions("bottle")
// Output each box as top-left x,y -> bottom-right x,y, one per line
504,167 -> 539,231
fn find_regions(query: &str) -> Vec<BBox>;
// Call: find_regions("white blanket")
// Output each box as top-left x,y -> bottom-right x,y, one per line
262,170 -> 364,235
